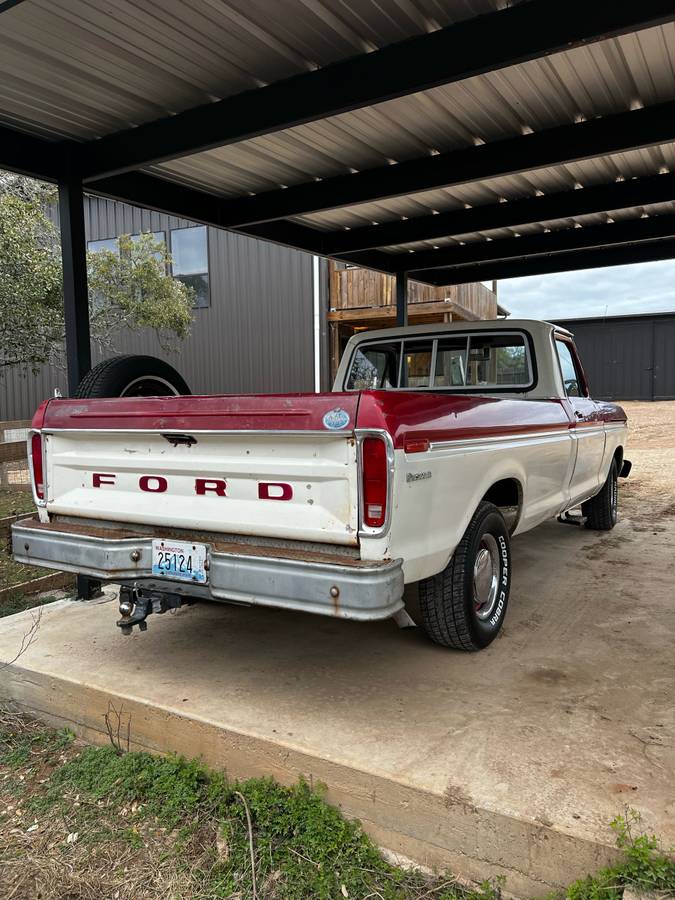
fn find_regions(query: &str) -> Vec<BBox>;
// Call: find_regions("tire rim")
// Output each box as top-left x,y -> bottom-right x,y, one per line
120,376 -> 181,397
473,533 -> 500,621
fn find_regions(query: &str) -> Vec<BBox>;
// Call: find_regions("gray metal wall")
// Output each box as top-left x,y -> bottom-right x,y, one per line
1,196 -> 326,420
555,313 -> 675,401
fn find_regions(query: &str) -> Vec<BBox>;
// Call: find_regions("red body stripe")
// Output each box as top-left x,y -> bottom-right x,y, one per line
35,390 -> 626,448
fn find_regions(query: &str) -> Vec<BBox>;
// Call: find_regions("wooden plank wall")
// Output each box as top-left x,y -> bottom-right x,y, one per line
329,263 -> 497,320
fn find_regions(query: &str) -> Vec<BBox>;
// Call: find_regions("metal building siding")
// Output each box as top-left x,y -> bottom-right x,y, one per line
0,197 -> 317,420
653,316 -> 675,400
85,197 -> 317,395
555,313 -> 675,401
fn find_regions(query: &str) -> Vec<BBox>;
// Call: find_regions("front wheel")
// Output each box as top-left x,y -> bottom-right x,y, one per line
418,501 -> 511,651
582,459 -> 618,531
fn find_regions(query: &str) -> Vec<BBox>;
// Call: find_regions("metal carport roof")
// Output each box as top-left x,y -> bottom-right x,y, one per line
2,0 -> 675,386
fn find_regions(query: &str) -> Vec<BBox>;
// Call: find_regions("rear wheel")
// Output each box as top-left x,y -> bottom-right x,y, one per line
582,459 -> 618,531
418,501 -> 511,651
75,355 -> 191,398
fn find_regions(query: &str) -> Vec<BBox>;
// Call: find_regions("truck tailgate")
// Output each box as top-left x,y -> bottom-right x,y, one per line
38,393 -> 361,546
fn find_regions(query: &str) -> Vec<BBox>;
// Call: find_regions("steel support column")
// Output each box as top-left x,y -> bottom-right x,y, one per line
395,272 -> 408,327
58,177 -> 91,394
57,177 -> 98,601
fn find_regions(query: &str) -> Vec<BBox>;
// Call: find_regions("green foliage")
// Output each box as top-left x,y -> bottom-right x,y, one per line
0,172 -> 193,372
44,744 -> 499,899
0,190 -> 63,370
0,715 -> 73,769
87,232 -> 193,352
560,811 -> 675,900
8,711 -> 673,900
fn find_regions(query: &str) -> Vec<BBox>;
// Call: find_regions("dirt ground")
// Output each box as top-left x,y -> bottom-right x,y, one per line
614,401 -> 675,528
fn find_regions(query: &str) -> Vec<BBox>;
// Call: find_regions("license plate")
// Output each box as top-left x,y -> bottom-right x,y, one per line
151,539 -> 208,584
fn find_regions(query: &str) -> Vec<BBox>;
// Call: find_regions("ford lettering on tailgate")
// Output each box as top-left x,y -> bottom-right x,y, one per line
93,473 -> 293,500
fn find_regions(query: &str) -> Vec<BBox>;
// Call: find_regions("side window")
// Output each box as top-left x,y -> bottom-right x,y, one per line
555,339 -> 583,397
170,225 -> 210,308
401,340 -> 433,388
346,343 -> 400,390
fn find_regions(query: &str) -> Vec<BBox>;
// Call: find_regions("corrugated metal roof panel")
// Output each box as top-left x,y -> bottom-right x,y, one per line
0,0 -> 505,140
145,21 -> 675,208
1,1 -> 674,260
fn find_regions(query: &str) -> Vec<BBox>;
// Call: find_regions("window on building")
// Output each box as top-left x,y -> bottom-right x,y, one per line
130,231 -> 166,265
87,237 -> 119,255
170,226 -> 209,308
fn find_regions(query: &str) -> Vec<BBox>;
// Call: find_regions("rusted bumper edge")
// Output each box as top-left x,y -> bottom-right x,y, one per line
12,520 -> 404,621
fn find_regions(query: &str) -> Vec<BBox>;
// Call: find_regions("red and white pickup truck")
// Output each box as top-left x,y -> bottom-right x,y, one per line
13,320 -> 629,650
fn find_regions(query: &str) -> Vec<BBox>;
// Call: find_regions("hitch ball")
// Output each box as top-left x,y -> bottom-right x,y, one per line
119,597 -> 134,617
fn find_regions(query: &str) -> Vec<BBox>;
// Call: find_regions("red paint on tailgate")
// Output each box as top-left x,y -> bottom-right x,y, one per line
38,393 -> 361,433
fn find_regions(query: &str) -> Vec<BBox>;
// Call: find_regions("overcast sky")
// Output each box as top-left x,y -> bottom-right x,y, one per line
495,259 -> 675,321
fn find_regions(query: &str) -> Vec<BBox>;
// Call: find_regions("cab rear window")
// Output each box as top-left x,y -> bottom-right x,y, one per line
345,332 -> 532,391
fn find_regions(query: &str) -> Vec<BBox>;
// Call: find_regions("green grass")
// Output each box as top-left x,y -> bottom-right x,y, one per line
42,746 -> 497,899
0,487 -> 63,616
1,710 -> 674,900
0,487 -> 35,519
0,590 -> 61,618
558,812 -> 675,899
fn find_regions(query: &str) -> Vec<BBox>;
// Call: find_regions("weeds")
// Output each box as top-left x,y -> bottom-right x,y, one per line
1,708 -> 673,900
559,811 -> 675,899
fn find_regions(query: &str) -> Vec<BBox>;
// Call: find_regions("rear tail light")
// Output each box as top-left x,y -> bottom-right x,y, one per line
30,432 -> 44,500
361,436 -> 388,529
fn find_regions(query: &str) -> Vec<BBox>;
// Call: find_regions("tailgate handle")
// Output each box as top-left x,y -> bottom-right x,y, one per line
161,433 -> 198,447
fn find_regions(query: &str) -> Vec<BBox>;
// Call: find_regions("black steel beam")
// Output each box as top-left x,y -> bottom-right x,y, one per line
76,1 -> 675,181
395,272 -> 408,328
193,100 -> 675,227
388,212 -> 675,272
58,177 -> 91,393
0,1 -> 28,12
409,239 -> 675,285
0,124 -> 65,181
327,172 -> 675,255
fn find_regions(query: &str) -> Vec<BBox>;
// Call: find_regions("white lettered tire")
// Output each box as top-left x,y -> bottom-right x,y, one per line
418,501 -> 511,651
74,355 -> 191,398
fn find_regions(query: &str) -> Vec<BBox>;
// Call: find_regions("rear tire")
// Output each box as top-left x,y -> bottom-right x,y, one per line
582,459 -> 618,531
418,501 -> 511,651
75,355 -> 191,398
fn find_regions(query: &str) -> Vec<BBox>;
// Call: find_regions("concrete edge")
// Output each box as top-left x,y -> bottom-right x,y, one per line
0,662 -> 622,898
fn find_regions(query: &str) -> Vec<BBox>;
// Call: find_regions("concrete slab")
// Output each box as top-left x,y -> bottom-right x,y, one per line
1,413 -> 673,897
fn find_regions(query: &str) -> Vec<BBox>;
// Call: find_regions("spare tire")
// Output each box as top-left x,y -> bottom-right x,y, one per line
75,355 -> 191,398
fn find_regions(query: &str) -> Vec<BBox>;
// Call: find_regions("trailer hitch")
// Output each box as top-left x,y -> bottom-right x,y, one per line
116,586 -> 185,635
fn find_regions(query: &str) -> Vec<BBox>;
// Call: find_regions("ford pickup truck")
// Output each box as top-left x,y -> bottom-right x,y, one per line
12,320 -> 629,651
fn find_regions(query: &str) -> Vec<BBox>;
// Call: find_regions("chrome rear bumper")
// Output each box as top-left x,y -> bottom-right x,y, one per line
12,519 -> 404,621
